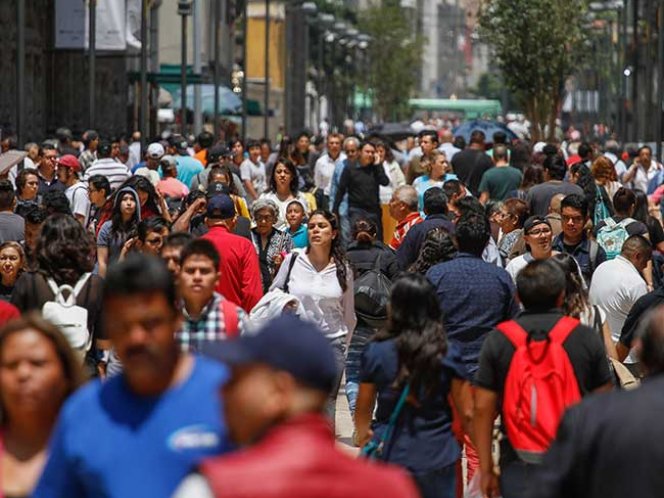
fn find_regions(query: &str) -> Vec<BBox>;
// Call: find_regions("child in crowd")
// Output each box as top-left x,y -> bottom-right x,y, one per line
286,199 -> 308,249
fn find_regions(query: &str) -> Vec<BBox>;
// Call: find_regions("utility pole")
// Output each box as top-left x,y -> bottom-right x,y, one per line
214,0 -> 221,139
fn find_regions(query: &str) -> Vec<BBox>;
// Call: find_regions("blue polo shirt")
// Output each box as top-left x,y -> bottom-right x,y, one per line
360,339 -> 468,473
34,356 -> 230,498
426,253 -> 519,375
176,155 -> 205,188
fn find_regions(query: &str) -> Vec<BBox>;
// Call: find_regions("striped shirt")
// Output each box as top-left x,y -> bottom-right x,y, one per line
83,158 -> 131,193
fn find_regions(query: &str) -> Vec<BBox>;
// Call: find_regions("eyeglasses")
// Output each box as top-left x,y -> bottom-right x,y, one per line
255,215 -> 274,223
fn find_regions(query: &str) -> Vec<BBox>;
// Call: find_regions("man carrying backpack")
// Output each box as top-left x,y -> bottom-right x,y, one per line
475,260 -> 613,498
175,239 -> 247,352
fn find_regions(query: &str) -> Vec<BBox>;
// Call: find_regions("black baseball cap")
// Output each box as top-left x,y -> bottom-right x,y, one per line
200,315 -> 338,393
523,215 -> 551,234
207,145 -> 230,164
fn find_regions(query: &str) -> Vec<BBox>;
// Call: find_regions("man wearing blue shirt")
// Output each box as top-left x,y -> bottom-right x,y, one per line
34,255 -> 230,498
170,135 -> 204,189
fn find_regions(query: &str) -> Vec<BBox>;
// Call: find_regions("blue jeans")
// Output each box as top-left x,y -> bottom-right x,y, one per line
412,463 -> 456,498
344,324 -> 374,415
326,336 -> 347,426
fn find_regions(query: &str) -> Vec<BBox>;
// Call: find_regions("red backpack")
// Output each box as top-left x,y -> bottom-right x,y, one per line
221,299 -> 240,338
497,316 -> 582,463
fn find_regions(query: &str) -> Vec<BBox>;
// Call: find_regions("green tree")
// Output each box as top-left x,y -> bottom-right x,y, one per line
360,0 -> 423,121
479,0 -> 588,140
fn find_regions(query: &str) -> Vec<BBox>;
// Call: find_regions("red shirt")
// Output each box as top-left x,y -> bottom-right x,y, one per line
389,211 -> 424,250
203,226 -> 263,312
200,413 -> 419,498
0,301 -> 19,326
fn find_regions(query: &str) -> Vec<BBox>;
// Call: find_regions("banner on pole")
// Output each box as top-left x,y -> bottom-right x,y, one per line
55,0 -> 128,51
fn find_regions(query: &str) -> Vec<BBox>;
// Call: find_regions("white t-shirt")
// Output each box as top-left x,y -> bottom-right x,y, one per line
65,181 -> 91,226
270,252 -> 356,339
240,158 -> 267,197
589,255 -> 648,363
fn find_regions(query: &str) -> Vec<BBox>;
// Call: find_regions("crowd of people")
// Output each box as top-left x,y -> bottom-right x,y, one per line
0,123 -> 663,498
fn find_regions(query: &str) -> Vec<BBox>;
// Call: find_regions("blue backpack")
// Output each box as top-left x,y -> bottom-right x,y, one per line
596,218 -> 634,260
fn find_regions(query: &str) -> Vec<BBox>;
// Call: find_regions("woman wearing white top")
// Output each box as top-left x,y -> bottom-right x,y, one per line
259,158 -> 311,229
552,253 -> 618,359
270,209 -> 356,422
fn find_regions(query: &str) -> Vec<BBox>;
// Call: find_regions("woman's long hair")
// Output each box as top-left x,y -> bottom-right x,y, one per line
551,253 -> 588,318
570,163 -> 596,220
307,210 -> 348,292
408,228 -> 457,274
375,273 -> 447,395
632,189 -> 650,225
110,190 -> 140,237
37,214 -> 95,285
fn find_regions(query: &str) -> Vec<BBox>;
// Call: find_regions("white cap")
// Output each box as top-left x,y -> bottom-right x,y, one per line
533,142 -> 546,154
147,142 -> 165,159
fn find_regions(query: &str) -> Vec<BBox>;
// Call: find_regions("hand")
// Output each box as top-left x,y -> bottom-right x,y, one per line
191,197 -> 207,214
480,469 -> 500,498
357,429 -> 374,449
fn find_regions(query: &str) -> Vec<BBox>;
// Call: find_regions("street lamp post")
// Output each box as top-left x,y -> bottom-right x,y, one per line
264,0 -> 271,140
16,0 -> 25,146
89,0 -> 97,129
178,1 -> 193,135
317,13 -> 335,133
357,33 -> 371,121
213,0 -> 221,139
331,21 -> 347,131
140,0 -> 149,153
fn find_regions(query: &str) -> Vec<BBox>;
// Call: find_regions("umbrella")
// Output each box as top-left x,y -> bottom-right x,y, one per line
452,120 -> 518,143
367,122 -> 417,141
171,84 -> 243,115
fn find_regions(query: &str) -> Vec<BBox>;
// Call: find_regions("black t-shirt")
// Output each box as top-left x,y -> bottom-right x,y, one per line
451,149 -> 494,196
475,309 -> 613,463
646,215 -> 664,246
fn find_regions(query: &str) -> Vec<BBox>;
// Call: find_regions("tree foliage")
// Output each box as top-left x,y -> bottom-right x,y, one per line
479,0 -> 588,140
360,0 -> 424,121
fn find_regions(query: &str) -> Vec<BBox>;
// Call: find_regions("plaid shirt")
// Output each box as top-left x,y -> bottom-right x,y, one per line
389,211 -> 424,250
176,292 -> 247,352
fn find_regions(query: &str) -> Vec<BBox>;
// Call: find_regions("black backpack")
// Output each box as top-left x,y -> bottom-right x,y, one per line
353,254 -> 392,329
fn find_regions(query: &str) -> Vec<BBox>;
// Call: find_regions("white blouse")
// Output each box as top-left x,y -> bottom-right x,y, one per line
270,251 -> 356,339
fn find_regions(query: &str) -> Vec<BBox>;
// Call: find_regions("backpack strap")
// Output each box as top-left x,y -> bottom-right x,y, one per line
589,240 -> 599,273
221,299 -> 239,338
283,252 -> 299,294
496,320 -> 528,349
547,316 -> 580,345
73,273 -> 92,297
